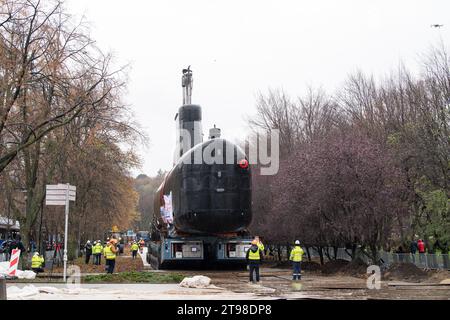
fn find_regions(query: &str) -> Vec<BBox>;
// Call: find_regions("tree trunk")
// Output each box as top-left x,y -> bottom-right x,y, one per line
77,224 -> 81,258
318,246 -> 324,265
19,231 -> 30,270
37,205 -> 44,255
286,243 -> 291,261
305,246 -> 311,262
333,246 -> 338,260
351,244 -> 356,258
324,247 -> 332,261
369,245 -> 379,265
277,245 -> 282,262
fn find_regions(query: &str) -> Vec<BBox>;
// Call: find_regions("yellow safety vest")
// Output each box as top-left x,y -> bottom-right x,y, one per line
104,245 -> 116,260
248,249 -> 261,260
290,246 -> 304,262
31,255 -> 44,268
131,243 -> 139,251
94,244 -> 103,254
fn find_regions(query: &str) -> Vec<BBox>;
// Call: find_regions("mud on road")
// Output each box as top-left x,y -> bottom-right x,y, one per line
176,268 -> 450,300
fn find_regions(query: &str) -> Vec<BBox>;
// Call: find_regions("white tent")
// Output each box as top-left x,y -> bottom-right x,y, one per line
0,216 -> 20,231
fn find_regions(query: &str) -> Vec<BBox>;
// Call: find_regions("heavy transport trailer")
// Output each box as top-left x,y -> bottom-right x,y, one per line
146,234 -> 252,269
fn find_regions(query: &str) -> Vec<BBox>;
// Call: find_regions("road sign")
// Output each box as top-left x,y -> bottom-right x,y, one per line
45,200 -> 66,206
45,183 -> 76,283
46,184 -> 76,204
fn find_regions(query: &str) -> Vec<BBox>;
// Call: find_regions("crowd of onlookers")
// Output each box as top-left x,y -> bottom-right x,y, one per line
0,237 -> 26,261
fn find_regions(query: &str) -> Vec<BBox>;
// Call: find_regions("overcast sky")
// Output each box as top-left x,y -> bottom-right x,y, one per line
65,0 -> 448,177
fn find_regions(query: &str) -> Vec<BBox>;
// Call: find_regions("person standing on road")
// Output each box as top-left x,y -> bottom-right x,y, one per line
31,252 -> 45,274
9,237 -> 26,269
410,239 -> 418,263
289,240 -> 304,280
417,239 -> 426,265
104,240 -> 118,274
84,240 -> 93,264
93,240 -> 103,265
2,240 -> 11,261
131,241 -> 139,259
246,240 -> 263,284
417,239 -> 425,253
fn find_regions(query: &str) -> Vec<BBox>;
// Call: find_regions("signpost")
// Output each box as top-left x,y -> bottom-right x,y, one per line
46,184 -> 76,282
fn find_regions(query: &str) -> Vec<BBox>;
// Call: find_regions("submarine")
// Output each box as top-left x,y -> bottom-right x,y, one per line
147,67 -> 253,269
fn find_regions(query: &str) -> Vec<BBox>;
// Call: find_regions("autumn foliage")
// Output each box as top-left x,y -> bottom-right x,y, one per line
249,47 -> 450,262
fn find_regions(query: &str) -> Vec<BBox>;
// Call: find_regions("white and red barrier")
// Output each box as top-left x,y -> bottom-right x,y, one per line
7,249 -> 20,277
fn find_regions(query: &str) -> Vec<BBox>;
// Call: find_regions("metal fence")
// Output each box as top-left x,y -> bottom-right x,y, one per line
305,247 -> 450,270
379,252 -> 450,270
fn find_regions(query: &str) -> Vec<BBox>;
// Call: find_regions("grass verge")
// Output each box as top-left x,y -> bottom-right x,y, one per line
83,271 -> 185,283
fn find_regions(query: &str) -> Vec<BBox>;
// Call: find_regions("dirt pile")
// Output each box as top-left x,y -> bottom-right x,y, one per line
428,269 -> 450,282
320,258 -> 369,277
341,258 -> 369,277
265,261 -> 291,269
382,263 -> 428,282
270,258 -> 369,276
302,261 -> 323,271
321,259 -> 349,274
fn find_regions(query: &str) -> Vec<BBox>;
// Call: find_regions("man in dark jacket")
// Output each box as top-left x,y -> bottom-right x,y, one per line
84,240 -> 93,264
9,238 -> 25,253
9,237 -> 26,269
246,240 -> 263,284
410,239 -> 418,263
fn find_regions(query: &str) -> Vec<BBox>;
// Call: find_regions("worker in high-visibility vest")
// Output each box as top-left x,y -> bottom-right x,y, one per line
246,240 -> 263,283
289,240 -> 304,280
31,252 -> 45,273
130,241 -> 139,259
103,240 -> 118,274
93,240 -> 103,265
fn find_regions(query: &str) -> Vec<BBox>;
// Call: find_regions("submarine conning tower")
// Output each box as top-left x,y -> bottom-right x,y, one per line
175,66 -> 203,160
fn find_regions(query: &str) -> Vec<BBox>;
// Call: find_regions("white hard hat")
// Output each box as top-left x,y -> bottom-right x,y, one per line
34,252 -> 39,256
87,240 -> 91,243
295,240 -> 300,245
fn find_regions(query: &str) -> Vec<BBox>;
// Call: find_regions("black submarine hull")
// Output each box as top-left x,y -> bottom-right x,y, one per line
154,138 -> 252,235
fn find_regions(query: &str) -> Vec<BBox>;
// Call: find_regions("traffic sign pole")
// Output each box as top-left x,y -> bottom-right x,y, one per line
45,183 -> 76,283
63,183 -> 70,282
